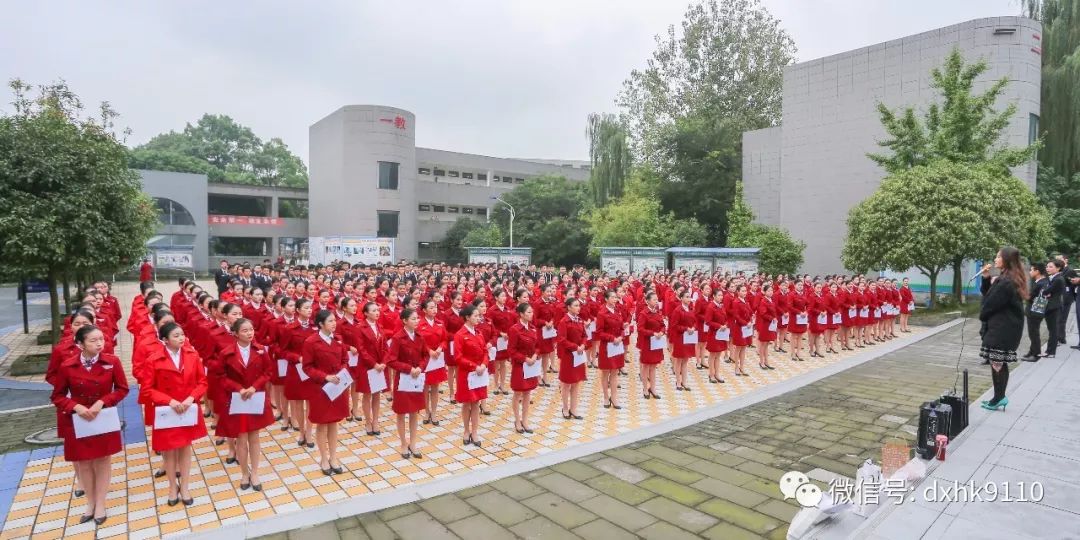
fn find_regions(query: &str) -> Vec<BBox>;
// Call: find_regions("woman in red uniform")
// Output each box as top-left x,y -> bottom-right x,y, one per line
144,322 -> 207,507
728,285 -> 753,377
266,296 -> 294,430
636,292 -> 666,397
453,305 -> 488,447
51,325 -> 129,525
533,284 -> 560,386
694,284 -> 712,369
214,318 -> 274,491
899,277 -> 914,333
335,297 -> 362,422
596,290 -> 626,409
823,284 -> 840,354
807,283 -> 827,358
787,281 -> 809,360
302,310 -> 349,475
387,308 -> 430,458
557,298 -> 588,418
665,290 -> 694,391
508,303 -> 539,433
755,284 -> 778,370
773,282 -> 790,354
441,293 -> 465,402
704,288 -> 729,384
282,299 -> 317,448
356,302 -> 389,436
418,299 -> 447,425
490,289 -> 515,395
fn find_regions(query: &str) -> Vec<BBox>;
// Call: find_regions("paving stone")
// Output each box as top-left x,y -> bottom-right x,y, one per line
755,499 -> 801,522
701,522 -> 764,540
290,523 -> 340,540
551,460 -> 603,482
358,514 -> 397,540
490,475 -> 546,500
521,493 -> 597,529
456,484 -> 493,498
445,514 -> 515,540
708,441 -> 736,452
685,460 -> 756,485
742,476 -> 789,500
800,455 -> 857,476
572,519 -> 638,540
465,489 -> 538,527
586,474 -> 656,506
509,516 -> 582,540
338,528 -> 372,540
579,494 -> 657,532
637,520 -> 708,540
696,498 -> 783,534
690,477 -> 770,507
638,476 -> 710,506
385,511 -> 458,540
637,443 -> 698,466
637,459 -> 704,484
735,460 -> 789,483
532,472 -> 601,503
590,457 -> 651,483
637,497 -> 719,534
335,517 -> 362,532
419,495 -> 476,523
604,447 -> 651,464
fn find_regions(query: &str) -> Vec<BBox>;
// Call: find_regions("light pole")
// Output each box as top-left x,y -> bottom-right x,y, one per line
490,196 -> 515,248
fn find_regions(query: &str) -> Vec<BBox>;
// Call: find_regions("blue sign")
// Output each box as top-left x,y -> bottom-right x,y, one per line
23,279 -> 50,293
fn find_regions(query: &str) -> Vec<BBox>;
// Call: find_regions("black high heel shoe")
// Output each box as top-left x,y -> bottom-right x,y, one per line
608,399 -> 621,410
570,411 -> 583,420
650,391 -> 662,400
80,514 -> 95,524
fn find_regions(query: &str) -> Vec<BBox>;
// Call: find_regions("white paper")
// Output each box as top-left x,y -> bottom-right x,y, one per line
703,324 -> 709,333
587,321 -> 596,332
816,313 -> 827,325
768,320 -> 778,332
72,407 -> 121,439
714,327 -> 730,340
522,360 -> 541,379
682,330 -> 698,345
496,336 -> 508,351
467,369 -> 489,390
366,368 -> 387,394
606,341 -> 625,357
832,313 -> 842,324
488,346 -> 497,361
741,325 -> 753,338
585,328 -> 593,340
397,372 -> 425,392
296,363 -> 310,382
154,405 -> 198,430
860,308 -> 870,318
449,341 -> 454,355
425,352 -> 445,372
781,315 -> 789,326
277,359 -> 288,378
650,335 -> 667,350
229,391 -> 266,415
908,302 -> 915,311
873,309 -> 881,318
322,368 -> 353,401
848,308 -> 857,318
796,314 -> 809,325
572,350 -> 586,367
347,351 -> 359,367
541,326 -> 557,339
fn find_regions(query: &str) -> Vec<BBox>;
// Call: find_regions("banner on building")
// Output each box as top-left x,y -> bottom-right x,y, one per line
209,215 -> 283,226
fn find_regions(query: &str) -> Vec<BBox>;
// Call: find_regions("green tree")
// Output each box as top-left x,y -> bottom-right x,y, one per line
655,114 -> 741,244
0,79 -> 158,342
585,177 -> 707,251
1035,166 -> 1080,255
441,217 -> 483,259
586,113 -> 632,206
1024,0 -> 1080,178
489,175 -> 592,266
130,114 -> 308,187
461,222 -> 504,248
843,161 -> 1051,305
617,0 -> 796,165
725,182 -> 804,275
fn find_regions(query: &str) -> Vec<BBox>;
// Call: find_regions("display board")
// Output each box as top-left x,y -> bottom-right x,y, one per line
153,247 -> 194,270
668,247 -> 760,275
309,236 -> 395,265
598,247 -> 668,274
672,257 -> 714,273
466,247 -> 532,266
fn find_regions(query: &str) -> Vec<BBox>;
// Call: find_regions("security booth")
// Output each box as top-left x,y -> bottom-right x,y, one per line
466,247 -> 532,266
598,247 -> 668,274
667,247 -> 760,275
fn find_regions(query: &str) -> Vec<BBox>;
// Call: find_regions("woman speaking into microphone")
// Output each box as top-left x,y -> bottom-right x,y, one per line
978,247 -> 1027,411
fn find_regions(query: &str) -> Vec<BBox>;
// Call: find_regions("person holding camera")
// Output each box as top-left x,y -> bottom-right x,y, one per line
978,247 -> 1027,411
1022,262 -> 1048,362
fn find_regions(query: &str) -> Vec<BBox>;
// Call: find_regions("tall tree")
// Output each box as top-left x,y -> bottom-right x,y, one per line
130,113 -> 308,187
0,79 -> 158,341
586,113 -> 632,206
585,175 -> 708,250
726,182 -> 805,275
1024,0 -> 1080,178
617,0 -> 796,165
1036,166 -> 1080,255
461,222 -> 504,249
489,175 -> 592,266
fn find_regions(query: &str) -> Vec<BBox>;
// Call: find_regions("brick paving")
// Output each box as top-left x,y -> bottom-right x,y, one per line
263,322 -> 998,540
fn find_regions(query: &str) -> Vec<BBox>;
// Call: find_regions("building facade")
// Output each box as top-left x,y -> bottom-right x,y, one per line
742,16 -> 1042,274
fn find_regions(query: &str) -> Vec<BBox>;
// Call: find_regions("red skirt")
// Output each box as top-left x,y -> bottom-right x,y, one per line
307,386 -> 349,424
756,320 -> 777,343
538,336 -> 556,355
63,431 -> 122,462
284,361 -> 314,401
510,361 -> 539,392
706,328 -> 729,353
271,357 -> 287,385
216,392 -> 275,437
671,331 -> 696,359
598,341 -> 625,370
425,365 -> 447,386
731,325 -> 753,347
353,366 -> 389,394
454,367 -> 487,403
152,415 -> 208,452
809,315 -> 827,335
638,338 -> 665,365
392,374 -> 426,414
558,352 -> 587,383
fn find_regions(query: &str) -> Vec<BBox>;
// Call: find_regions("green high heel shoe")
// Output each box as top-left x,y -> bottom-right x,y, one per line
981,397 -> 1008,411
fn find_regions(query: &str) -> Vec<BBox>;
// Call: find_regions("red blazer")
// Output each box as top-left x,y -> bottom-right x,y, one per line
378,304 -> 403,337
705,300 -> 728,330
417,317 -> 447,355
281,320 -> 317,366
595,305 -> 624,344
508,322 -> 538,365
216,341 -> 272,394
142,346 -> 207,406
452,326 -> 488,372
356,319 -> 387,369
242,302 -> 271,333
386,329 -> 429,373
301,332 -> 348,385
556,315 -> 586,360
50,353 -> 129,438
668,304 -> 697,338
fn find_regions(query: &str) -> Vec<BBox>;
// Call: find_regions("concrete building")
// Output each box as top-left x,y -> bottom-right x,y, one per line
742,16 -> 1042,274
308,105 -> 590,262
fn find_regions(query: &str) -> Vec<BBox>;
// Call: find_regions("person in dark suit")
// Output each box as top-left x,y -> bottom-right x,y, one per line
1055,254 -> 1075,345
1043,258 -> 1066,357
214,260 -> 232,295
978,247 -> 1027,411
1022,262 -> 1048,361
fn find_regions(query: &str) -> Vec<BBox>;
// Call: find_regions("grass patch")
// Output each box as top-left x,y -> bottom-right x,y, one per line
911,301 -> 980,327
10,353 -> 50,376
35,330 -> 54,346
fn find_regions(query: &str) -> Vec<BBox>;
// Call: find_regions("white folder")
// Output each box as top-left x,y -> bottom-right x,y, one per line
72,407 -> 121,439
229,392 -> 266,415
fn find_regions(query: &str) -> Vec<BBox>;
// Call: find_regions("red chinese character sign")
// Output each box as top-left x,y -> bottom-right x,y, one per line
378,115 -> 407,130
209,215 -> 282,226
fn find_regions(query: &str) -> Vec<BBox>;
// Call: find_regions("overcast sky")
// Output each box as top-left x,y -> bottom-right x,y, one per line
3,0 -> 1022,164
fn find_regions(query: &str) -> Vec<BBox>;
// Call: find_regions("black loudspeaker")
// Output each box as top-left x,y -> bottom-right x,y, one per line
938,369 -> 969,439
916,401 -> 953,459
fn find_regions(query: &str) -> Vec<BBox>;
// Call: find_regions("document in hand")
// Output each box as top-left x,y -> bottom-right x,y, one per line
229,391 -> 266,415
572,350 -> 587,367
606,341 -> 625,357
296,363 -> 310,382
542,326 -> 557,339
72,407 -> 121,439
496,336 -> 509,351
323,368 -> 354,401
277,359 -> 288,378
467,370 -> 489,390
397,372 -> 425,392
714,327 -> 730,341
367,368 -> 388,394
650,335 -> 667,351
425,352 -> 445,372
522,360 -> 541,379
683,330 -> 698,345
154,405 -> 198,430
347,351 -> 359,367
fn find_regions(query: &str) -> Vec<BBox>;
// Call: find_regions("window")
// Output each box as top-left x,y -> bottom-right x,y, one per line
447,206 -> 460,213
278,237 -> 309,261
1029,113 -> 1040,146
377,211 -> 399,238
476,207 -> 487,217
154,198 -> 195,226
433,168 -> 446,176
514,177 -> 524,183
478,173 -> 487,181
448,171 -> 459,178
432,205 -> 446,212
278,198 -> 308,219
462,172 -> 473,179
493,175 -> 501,182
502,176 -> 513,183
418,167 -> 431,175
147,234 -> 196,247
209,237 -> 270,257
208,194 -> 267,217
462,207 -> 474,214
378,161 -> 399,190
418,204 -> 431,212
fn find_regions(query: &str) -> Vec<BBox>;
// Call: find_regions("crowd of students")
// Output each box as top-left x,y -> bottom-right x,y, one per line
45,262 -> 916,525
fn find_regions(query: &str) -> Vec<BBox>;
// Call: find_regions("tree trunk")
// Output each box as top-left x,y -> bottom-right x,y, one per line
47,270 -> 61,345
928,270 -> 939,309
62,274 -> 70,315
951,257 -> 964,304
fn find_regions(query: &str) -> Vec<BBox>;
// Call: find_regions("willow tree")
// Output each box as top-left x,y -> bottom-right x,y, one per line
1025,0 -> 1080,177
586,113 -> 632,207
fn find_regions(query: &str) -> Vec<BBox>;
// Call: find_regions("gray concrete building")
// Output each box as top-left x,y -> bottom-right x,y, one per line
743,16 -> 1042,274
309,105 -> 589,261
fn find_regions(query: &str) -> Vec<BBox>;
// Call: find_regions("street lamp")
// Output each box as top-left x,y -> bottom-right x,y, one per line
490,195 -> 515,248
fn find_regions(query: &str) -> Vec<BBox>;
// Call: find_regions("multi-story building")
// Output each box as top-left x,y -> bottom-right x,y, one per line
742,16 -> 1042,274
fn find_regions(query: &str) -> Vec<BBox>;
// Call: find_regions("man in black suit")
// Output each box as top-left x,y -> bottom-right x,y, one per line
1023,262 -> 1048,361
1043,258 -> 1066,358
213,259 -> 232,295
1056,254 -> 1075,344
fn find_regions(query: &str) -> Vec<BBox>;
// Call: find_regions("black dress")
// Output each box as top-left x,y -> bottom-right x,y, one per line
979,277 -> 1023,362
